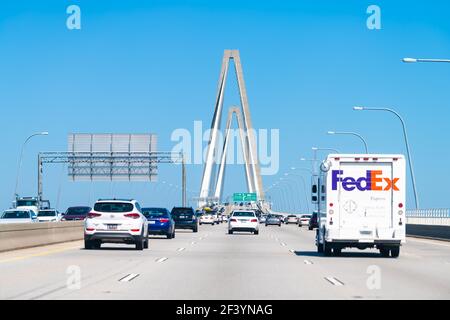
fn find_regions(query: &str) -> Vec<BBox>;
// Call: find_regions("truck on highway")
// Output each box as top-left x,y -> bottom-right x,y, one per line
13,196 -> 51,216
314,154 -> 406,258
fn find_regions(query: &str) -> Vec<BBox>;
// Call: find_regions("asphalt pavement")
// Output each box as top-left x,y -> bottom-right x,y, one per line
0,223 -> 449,300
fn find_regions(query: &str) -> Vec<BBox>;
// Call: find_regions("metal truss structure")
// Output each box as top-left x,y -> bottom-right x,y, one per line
37,151 -> 186,206
199,50 -> 264,207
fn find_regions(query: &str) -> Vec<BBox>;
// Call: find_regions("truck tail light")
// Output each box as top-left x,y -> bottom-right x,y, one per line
398,203 -> 404,208
124,213 -> 140,219
87,212 -> 101,219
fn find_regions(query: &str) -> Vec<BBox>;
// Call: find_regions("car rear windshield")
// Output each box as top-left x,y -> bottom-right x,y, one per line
38,211 -> 56,217
66,207 -> 91,216
171,208 -> 194,216
2,211 -> 30,219
142,208 -> 168,218
301,215 -> 311,218
94,203 -> 134,213
232,211 -> 255,217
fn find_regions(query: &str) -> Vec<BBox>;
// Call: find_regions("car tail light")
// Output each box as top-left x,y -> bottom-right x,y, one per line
251,219 -> 258,222
131,229 -> 140,232
87,212 -> 101,219
124,213 -> 140,219
230,219 -> 237,222
159,218 -> 170,223
86,228 -> 95,231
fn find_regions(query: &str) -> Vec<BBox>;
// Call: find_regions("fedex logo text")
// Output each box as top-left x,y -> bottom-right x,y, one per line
331,170 -> 399,192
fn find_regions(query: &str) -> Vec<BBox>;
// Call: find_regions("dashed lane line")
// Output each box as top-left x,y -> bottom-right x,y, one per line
119,274 -> 140,282
156,257 -> 168,263
324,277 -> 344,286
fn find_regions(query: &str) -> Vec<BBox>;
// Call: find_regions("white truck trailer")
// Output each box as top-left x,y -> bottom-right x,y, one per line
314,154 -> 406,258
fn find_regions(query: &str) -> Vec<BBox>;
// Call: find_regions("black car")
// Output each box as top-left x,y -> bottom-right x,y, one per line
171,207 -> 198,233
62,206 -> 91,221
309,212 -> 319,230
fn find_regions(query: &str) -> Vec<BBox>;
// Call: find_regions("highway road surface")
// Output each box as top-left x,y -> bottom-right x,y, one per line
0,223 -> 449,300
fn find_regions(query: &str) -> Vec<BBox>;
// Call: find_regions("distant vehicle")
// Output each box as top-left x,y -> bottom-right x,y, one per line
209,210 -> 220,224
265,215 -> 282,227
308,212 -> 319,230
62,206 -> 92,221
228,210 -> 259,235
298,214 -> 311,227
37,209 -> 61,222
142,207 -> 175,239
84,199 -> 149,250
259,215 -> 267,224
171,207 -> 199,233
316,154 -> 406,257
285,215 -> 299,224
200,213 -> 217,225
0,209 -> 37,224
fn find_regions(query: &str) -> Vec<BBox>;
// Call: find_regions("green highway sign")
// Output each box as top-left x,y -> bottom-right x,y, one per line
233,193 -> 257,202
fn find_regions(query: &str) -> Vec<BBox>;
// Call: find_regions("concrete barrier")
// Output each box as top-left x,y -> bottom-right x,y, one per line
406,224 -> 450,241
0,221 -> 84,252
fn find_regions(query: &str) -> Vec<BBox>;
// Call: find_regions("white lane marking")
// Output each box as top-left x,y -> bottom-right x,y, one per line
280,242 -> 287,247
304,260 -> 313,265
119,274 -> 139,282
156,257 -> 168,263
177,247 -> 186,252
191,241 -> 196,245
199,237 -> 203,240
325,277 -> 344,286
289,249 -> 295,253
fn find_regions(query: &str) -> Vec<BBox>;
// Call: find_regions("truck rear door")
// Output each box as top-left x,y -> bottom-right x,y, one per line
338,161 -> 393,230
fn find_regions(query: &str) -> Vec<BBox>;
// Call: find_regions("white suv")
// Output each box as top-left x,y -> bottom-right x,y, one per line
84,199 -> 149,250
228,210 -> 259,235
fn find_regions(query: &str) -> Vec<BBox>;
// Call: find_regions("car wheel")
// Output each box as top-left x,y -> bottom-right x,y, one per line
308,227 -> 313,231
172,231 -> 176,238
135,238 -> 144,251
166,233 -> 172,239
278,224 -> 281,227
333,248 -> 342,256
193,227 -> 198,233
144,238 -> 149,249
390,246 -> 400,258
84,239 -> 93,250
254,230 -> 259,235
228,230 -> 233,235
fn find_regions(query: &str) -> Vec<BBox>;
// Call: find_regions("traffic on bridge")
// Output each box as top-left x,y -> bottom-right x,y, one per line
0,0 -> 449,315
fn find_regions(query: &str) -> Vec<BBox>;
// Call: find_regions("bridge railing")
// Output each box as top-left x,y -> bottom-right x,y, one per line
406,208 -> 450,226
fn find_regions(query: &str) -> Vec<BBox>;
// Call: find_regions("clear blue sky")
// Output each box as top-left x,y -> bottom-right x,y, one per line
1,0 -> 449,211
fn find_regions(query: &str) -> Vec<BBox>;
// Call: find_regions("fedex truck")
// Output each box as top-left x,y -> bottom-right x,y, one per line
314,154 -> 406,258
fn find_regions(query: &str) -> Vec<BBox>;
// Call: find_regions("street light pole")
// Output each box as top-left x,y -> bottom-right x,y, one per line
327,131 -> 369,153
403,58 -> 450,63
353,106 -> 419,209
14,132 -> 49,201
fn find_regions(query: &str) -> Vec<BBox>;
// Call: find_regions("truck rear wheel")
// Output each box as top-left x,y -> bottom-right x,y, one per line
380,247 -> 390,257
323,242 -> 332,257
390,246 -> 400,258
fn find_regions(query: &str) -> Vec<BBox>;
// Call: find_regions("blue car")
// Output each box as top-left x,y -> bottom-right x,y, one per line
142,208 -> 176,239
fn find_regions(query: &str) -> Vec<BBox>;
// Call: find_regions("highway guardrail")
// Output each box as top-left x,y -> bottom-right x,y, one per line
0,221 -> 84,252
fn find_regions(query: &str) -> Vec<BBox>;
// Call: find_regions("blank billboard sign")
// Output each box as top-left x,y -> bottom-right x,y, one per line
67,133 -> 158,181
